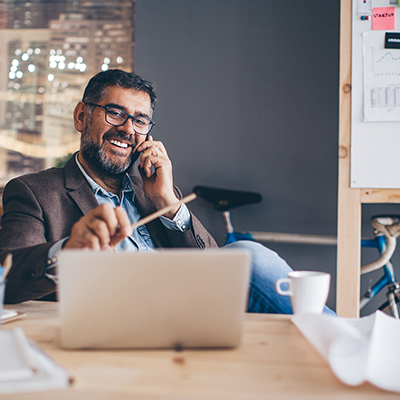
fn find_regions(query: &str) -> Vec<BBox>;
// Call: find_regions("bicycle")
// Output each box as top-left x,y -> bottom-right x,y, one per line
193,185 -> 400,319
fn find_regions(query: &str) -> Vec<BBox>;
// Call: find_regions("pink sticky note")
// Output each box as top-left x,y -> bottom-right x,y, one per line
372,7 -> 395,30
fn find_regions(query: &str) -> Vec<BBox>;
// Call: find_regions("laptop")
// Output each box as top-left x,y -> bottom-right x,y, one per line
58,248 -> 251,349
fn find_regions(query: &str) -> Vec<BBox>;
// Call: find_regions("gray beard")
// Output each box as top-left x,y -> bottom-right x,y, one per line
79,124 -> 140,178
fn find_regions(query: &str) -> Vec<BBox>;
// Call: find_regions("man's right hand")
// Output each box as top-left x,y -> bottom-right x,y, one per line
63,204 -> 131,251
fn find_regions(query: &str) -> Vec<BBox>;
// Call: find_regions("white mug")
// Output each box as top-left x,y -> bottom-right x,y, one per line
275,271 -> 330,314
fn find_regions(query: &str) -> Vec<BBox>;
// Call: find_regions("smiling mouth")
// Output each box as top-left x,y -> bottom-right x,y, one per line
108,139 -> 130,149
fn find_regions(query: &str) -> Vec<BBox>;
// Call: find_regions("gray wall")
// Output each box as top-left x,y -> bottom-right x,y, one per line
135,0 -> 400,314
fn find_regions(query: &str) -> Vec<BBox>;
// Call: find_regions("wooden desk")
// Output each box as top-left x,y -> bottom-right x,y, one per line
2,302 -> 398,399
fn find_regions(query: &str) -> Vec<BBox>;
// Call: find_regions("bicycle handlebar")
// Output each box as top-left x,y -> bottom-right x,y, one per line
361,235 -> 397,274
361,216 -> 400,274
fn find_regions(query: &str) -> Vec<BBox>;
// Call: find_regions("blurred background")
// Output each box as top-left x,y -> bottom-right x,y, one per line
1,0 -> 399,314
0,0 -> 134,180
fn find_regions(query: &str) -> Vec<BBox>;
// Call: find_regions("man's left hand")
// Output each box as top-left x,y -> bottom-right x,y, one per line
134,136 -> 180,219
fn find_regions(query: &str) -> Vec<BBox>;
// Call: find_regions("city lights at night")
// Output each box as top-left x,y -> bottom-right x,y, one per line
0,0 -> 135,181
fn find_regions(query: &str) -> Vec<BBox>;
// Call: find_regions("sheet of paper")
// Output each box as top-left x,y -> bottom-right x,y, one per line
0,329 -> 71,394
372,7 -> 395,30
1,310 -> 25,325
365,311 -> 400,393
0,331 -> 34,382
292,311 -> 400,393
363,31 -> 400,121
1,310 -> 18,321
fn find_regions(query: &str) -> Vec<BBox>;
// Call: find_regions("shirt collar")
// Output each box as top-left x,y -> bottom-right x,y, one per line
75,153 -> 134,198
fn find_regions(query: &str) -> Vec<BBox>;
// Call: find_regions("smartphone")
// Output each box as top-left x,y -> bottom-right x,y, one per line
138,133 -> 152,177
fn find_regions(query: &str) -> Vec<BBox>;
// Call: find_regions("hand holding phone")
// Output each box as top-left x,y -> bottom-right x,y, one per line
134,135 -> 178,216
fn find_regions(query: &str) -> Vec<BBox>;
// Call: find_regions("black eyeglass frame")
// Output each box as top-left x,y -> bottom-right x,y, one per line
84,102 -> 156,135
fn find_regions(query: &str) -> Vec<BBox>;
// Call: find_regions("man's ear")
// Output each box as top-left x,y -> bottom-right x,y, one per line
73,102 -> 86,132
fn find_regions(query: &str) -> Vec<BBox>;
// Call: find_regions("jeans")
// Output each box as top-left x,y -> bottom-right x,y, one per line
224,241 -> 336,315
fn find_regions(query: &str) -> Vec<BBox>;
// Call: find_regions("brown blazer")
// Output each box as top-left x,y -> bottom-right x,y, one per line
0,155 -> 218,304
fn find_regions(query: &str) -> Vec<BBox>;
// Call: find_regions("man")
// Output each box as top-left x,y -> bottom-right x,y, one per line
0,69 -> 309,314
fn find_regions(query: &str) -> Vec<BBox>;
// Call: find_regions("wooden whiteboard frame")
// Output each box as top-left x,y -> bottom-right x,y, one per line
337,0 -> 400,317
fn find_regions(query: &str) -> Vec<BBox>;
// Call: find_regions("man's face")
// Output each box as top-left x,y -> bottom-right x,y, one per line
79,86 -> 152,177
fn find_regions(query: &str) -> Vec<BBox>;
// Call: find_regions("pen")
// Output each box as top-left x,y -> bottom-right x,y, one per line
130,193 -> 197,232
13,327 -> 38,374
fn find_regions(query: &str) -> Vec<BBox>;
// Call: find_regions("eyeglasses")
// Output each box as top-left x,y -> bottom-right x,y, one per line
84,102 -> 156,135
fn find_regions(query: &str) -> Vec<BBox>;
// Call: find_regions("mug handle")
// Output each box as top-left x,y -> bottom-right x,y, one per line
275,278 -> 292,296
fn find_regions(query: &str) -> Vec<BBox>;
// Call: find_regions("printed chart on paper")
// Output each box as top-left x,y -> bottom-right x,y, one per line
363,31 -> 400,121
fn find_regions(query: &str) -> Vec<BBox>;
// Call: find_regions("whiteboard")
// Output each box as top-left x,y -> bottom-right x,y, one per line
351,0 -> 400,188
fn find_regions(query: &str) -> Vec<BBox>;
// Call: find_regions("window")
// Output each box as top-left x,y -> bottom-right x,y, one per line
0,0 -> 135,184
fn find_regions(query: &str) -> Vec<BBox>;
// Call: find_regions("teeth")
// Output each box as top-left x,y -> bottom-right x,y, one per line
109,139 -> 128,149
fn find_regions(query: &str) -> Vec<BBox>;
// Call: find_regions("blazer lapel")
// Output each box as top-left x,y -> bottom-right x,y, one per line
63,154 -> 99,216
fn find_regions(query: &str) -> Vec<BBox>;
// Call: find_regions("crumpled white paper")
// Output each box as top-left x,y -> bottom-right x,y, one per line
292,311 -> 400,393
